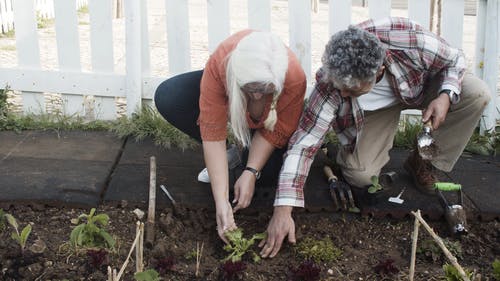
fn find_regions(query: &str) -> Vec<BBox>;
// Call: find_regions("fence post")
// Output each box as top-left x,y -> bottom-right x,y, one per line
207,0 -> 229,53
440,0 -> 464,48
165,0 -> 191,75
368,0 -> 391,20
476,0 -> 499,133
289,0 -> 311,82
248,0 -> 271,31
124,0 -> 142,117
329,0 -> 351,36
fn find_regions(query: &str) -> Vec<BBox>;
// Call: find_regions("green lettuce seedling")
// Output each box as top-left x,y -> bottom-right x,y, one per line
442,264 -> 474,281
70,208 -> 115,250
367,175 -> 383,193
493,259 -> 500,280
5,213 -> 32,252
134,269 -> 161,281
223,228 -> 265,263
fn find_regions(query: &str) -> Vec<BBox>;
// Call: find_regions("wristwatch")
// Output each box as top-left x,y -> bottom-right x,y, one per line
440,89 -> 459,104
244,167 -> 261,180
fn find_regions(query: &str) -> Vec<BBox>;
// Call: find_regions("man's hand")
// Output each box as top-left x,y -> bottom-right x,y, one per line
259,206 -> 296,258
422,93 -> 451,129
232,171 -> 256,212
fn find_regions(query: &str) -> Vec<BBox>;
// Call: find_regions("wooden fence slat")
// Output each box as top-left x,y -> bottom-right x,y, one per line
368,0 -> 391,20
289,0 -> 312,81
165,0 -> 191,75
479,0 -> 499,132
440,0 -> 465,48
89,0 -> 116,120
12,0 -> 44,114
207,0 -> 229,53
329,0 -> 351,36
54,0 -> 84,117
124,0 -> 142,116
408,0 -> 431,29
474,0 -> 486,79
248,0 -> 270,31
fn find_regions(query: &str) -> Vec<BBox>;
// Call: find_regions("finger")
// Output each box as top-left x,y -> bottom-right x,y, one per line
260,239 -> 275,258
288,228 -> 296,244
232,187 -> 240,204
269,240 -> 283,258
422,108 -> 432,122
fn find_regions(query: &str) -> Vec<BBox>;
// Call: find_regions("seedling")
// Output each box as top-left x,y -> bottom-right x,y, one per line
442,263 -> 474,281
5,213 -> 32,252
374,258 -> 399,276
86,248 -> 109,269
134,269 -> 161,281
223,228 -> 265,263
219,260 -> 246,281
367,175 -> 383,193
0,209 -> 6,232
294,237 -> 342,263
70,208 -> 115,250
154,256 -> 175,275
288,260 -> 321,281
417,239 -> 463,262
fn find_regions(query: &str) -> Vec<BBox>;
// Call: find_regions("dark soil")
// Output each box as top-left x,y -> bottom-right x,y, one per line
0,203 -> 498,281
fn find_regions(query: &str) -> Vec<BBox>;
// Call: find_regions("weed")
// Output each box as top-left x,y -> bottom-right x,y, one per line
465,126 -> 500,156
5,213 -> 32,252
70,208 -> 115,250
493,259 -> 500,280
442,263 -> 474,281
287,260 -> 321,281
134,269 -> 161,281
294,236 -> 342,263
223,228 -> 265,263
219,260 -> 246,281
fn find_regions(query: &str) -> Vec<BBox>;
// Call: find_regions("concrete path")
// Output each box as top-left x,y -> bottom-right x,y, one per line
1,130 -> 498,222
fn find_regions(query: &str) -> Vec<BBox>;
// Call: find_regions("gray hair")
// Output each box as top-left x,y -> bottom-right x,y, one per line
321,25 -> 385,88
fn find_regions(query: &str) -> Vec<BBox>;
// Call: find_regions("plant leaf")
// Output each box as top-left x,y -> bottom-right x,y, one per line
99,230 -> 116,249
20,224 -> 32,248
5,213 -> 18,230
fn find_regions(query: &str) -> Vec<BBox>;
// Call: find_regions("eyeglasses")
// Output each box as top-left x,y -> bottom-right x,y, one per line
240,82 -> 276,95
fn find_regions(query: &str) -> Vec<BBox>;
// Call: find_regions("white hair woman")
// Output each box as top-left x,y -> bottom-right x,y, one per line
155,30 -> 306,244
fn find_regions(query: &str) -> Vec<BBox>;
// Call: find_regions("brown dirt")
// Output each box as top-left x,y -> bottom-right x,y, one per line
0,203 -> 498,281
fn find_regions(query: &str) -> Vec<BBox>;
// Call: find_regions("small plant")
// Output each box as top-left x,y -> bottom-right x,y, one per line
86,248 -> 109,269
493,259 -> 500,280
223,228 -> 265,263
294,237 -> 342,263
417,239 -> 463,262
70,208 -> 115,250
220,260 -> 246,281
134,269 -> 161,281
367,175 -> 383,193
374,258 -> 399,276
5,213 -> 32,252
442,263 -> 474,281
154,256 -> 175,275
287,260 -> 321,281
0,209 -> 6,232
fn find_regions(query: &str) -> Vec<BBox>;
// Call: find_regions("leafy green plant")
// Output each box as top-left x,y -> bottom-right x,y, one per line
5,213 -> 32,252
442,263 -> 474,281
70,208 -> 115,250
294,237 -> 342,263
417,239 -> 463,262
367,175 -> 383,193
223,228 -> 265,263
493,259 -> 500,280
0,209 -> 6,232
134,269 -> 161,281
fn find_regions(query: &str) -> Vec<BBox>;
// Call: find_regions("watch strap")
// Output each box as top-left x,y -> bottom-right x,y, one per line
244,166 -> 261,179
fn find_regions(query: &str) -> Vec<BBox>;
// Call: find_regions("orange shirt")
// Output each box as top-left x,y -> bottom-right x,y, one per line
199,30 -> 307,148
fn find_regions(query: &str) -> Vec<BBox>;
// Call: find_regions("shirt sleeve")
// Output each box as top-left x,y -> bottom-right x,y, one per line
274,81 -> 337,207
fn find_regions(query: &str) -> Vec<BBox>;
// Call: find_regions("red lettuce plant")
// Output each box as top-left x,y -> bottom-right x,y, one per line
86,248 -> 108,269
374,258 -> 399,276
219,260 -> 246,281
287,260 -> 321,281
154,256 -> 175,275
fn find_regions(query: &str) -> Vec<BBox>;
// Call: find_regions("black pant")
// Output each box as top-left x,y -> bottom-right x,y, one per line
154,70 -> 286,185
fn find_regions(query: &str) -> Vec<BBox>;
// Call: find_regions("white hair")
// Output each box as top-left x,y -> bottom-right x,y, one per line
226,31 -> 288,147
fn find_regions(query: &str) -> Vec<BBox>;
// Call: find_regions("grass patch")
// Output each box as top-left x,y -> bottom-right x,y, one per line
0,29 -> 15,38
0,45 -> 16,51
78,5 -> 89,14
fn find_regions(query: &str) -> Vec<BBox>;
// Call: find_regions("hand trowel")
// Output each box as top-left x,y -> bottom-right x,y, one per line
417,119 -> 437,160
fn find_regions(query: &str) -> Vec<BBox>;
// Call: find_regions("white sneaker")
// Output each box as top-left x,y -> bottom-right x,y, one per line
197,167 -> 210,183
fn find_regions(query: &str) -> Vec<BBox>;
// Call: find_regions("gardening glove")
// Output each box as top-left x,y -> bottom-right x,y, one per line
232,171 -> 256,212
259,206 -> 296,258
215,199 -> 238,244
422,94 -> 451,130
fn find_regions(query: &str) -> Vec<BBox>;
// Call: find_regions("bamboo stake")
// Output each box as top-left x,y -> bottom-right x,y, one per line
107,266 -> 113,281
409,210 -> 421,281
113,269 -> 117,281
146,156 -> 156,247
195,241 -> 204,277
139,222 -> 144,272
135,221 -> 144,273
116,224 -> 142,281
411,211 -> 471,281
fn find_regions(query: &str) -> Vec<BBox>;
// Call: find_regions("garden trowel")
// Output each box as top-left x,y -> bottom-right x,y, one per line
417,119 -> 438,160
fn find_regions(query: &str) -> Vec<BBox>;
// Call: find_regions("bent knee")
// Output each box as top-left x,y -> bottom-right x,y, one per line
342,169 -> 377,188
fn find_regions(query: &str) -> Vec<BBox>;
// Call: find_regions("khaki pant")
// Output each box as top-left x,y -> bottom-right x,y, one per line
337,73 -> 491,188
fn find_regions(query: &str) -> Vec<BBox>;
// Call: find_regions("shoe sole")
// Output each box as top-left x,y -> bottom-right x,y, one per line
403,159 -> 436,195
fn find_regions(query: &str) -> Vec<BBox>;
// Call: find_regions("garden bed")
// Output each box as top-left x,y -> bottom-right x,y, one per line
0,203 -> 498,281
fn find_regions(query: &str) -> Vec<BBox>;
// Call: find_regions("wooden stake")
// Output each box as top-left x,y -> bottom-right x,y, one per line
409,210 -> 421,281
116,224 -> 142,281
146,156 -> 156,247
107,266 -> 113,281
411,210 -> 471,281
135,221 -> 144,273
195,241 -> 204,277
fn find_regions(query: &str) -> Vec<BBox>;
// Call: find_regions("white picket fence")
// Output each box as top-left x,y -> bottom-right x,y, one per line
0,0 -> 498,130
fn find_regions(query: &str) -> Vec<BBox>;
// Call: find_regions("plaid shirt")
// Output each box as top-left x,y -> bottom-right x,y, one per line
275,17 -> 466,207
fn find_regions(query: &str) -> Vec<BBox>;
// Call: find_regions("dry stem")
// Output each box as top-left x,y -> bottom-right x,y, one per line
195,241 -> 204,277
411,210 -> 471,281
409,210 -> 421,281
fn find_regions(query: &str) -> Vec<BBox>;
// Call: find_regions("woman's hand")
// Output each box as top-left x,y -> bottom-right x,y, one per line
232,171 -> 256,212
215,199 -> 238,244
